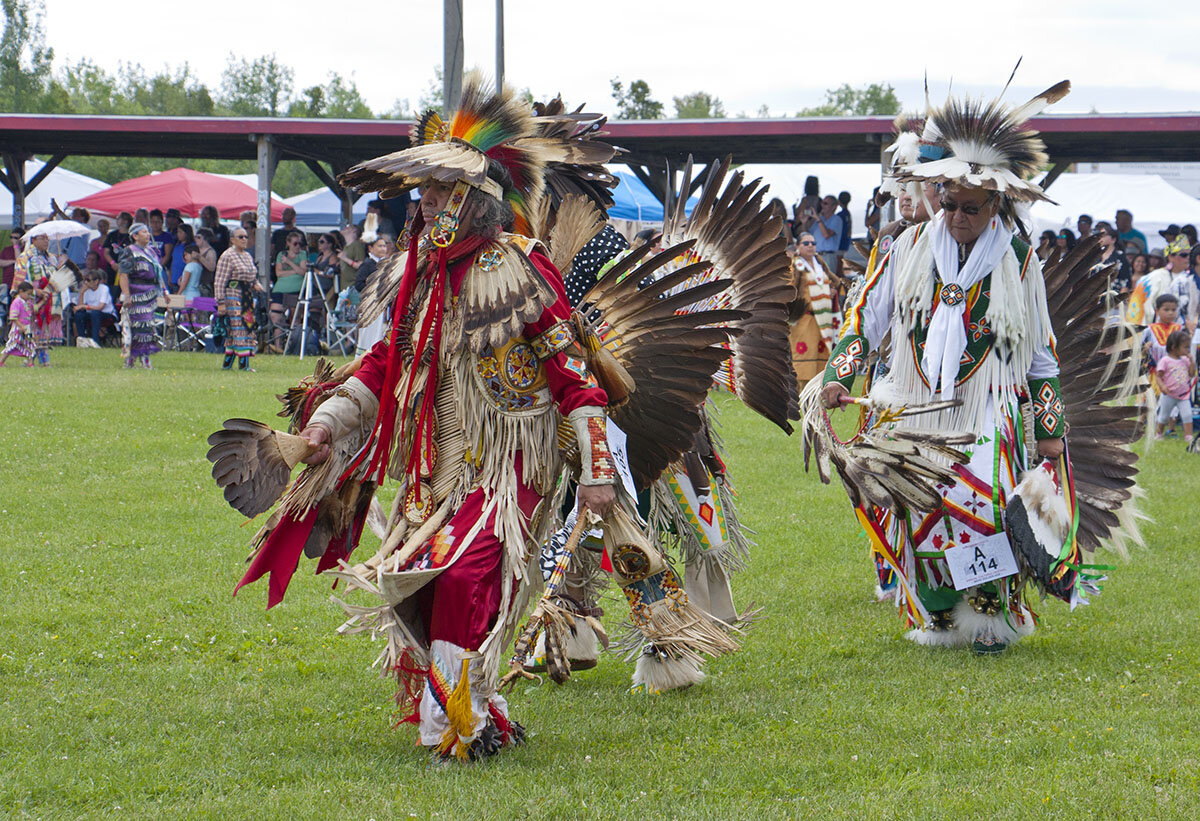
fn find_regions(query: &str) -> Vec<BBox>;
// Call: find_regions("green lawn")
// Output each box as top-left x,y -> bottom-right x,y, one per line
1,349 -> 1197,819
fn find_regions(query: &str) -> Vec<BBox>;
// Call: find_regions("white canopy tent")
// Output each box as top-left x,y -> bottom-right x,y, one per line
1031,172 -> 1200,247
1,159 -> 109,225
283,186 -> 369,228
734,163 -> 883,230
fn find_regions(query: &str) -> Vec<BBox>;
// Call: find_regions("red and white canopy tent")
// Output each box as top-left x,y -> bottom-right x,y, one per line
69,167 -> 287,220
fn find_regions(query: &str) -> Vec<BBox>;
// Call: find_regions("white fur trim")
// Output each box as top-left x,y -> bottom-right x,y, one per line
950,599 -> 1036,646
632,652 -> 705,693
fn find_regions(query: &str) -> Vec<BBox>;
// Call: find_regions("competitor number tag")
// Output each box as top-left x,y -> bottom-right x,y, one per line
944,532 -> 1019,590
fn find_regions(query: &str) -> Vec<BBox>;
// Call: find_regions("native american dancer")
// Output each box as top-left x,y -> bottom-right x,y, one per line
206,76 -> 756,760
525,155 -> 798,692
806,79 -> 1143,654
856,110 -> 945,600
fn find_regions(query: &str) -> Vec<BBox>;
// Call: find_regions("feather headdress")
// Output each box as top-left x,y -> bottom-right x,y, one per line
880,111 -> 925,198
896,80 -> 1071,221
339,74 -> 622,239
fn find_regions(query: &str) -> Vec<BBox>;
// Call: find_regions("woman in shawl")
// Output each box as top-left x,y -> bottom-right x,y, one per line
789,231 -> 842,387
214,227 -> 262,371
117,223 -> 164,368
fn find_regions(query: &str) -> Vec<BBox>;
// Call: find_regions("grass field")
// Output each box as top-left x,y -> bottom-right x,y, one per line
1,348 -> 1197,819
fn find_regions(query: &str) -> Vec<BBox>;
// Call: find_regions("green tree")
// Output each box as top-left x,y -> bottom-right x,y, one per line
610,78 -> 664,120
417,65 -> 444,113
796,82 -> 901,117
0,0 -> 58,112
219,53 -> 294,117
673,91 -> 725,119
320,73 -> 373,118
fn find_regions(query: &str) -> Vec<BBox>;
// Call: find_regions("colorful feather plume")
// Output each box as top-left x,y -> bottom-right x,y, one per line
897,80 -> 1071,223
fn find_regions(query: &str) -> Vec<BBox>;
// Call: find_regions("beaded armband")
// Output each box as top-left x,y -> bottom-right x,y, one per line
568,406 -> 616,486
1028,376 -> 1066,439
822,333 -> 868,391
531,320 -> 576,361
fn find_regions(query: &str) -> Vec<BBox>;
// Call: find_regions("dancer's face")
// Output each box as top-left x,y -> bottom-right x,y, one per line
941,185 -> 998,244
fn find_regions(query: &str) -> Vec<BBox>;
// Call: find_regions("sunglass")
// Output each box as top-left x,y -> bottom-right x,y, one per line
799,241 -> 816,246
233,233 -> 248,239
940,200 -> 989,216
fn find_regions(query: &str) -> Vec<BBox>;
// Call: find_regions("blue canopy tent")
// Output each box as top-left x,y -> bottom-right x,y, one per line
284,187 -> 369,228
608,168 -> 697,222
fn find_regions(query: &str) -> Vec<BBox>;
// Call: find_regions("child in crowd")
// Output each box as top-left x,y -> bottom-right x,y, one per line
1155,329 -> 1195,440
1,281 -> 39,367
177,244 -> 203,300
1143,293 -> 1181,369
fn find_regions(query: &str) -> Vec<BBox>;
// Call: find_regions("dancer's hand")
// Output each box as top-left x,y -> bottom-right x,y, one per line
578,483 -> 616,518
299,424 -> 331,465
1037,437 -> 1064,460
821,382 -> 850,410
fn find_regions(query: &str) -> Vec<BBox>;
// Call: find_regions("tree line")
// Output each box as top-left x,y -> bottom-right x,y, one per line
2,0 -> 902,199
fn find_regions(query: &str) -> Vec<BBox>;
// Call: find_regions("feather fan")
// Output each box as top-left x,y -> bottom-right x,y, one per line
659,155 -> 799,433
580,239 -> 748,490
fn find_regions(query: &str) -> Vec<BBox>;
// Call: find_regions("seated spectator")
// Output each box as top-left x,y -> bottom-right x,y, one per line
1159,224 -> 1181,246
1181,224 -> 1198,247
1091,221 -> 1131,293
1076,213 -> 1092,239
176,244 -> 204,300
73,270 -> 116,344
313,231 -> 343,297
1115,208 -> 1147,254
1036,230 -> 1057,261
1056,228 -> 1077,254
270,230 -> 308,351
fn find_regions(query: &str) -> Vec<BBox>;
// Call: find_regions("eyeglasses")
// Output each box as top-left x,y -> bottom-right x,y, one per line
940,199 -> 990,217
233,233 -> 248,240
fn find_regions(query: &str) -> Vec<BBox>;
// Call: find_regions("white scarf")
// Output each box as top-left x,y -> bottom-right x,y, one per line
922,212 -> 1013,400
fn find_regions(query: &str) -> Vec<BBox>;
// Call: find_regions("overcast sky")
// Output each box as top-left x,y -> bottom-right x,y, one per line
42,0 -> 1200,117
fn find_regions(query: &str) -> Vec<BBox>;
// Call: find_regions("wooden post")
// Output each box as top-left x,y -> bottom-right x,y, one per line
443,0 -> 464,114
254,134 -> 277,286
2,153 -> 27,229
495,0 -> 505,93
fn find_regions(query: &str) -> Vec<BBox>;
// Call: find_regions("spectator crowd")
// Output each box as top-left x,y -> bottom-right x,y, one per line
1,195 -> 414,366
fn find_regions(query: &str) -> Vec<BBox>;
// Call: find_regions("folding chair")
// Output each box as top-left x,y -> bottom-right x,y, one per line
325,287 -> 359,356
178,296 -> 217,352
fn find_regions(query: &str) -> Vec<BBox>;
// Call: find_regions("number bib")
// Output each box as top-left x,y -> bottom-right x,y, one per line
944,532 -> 1019,590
